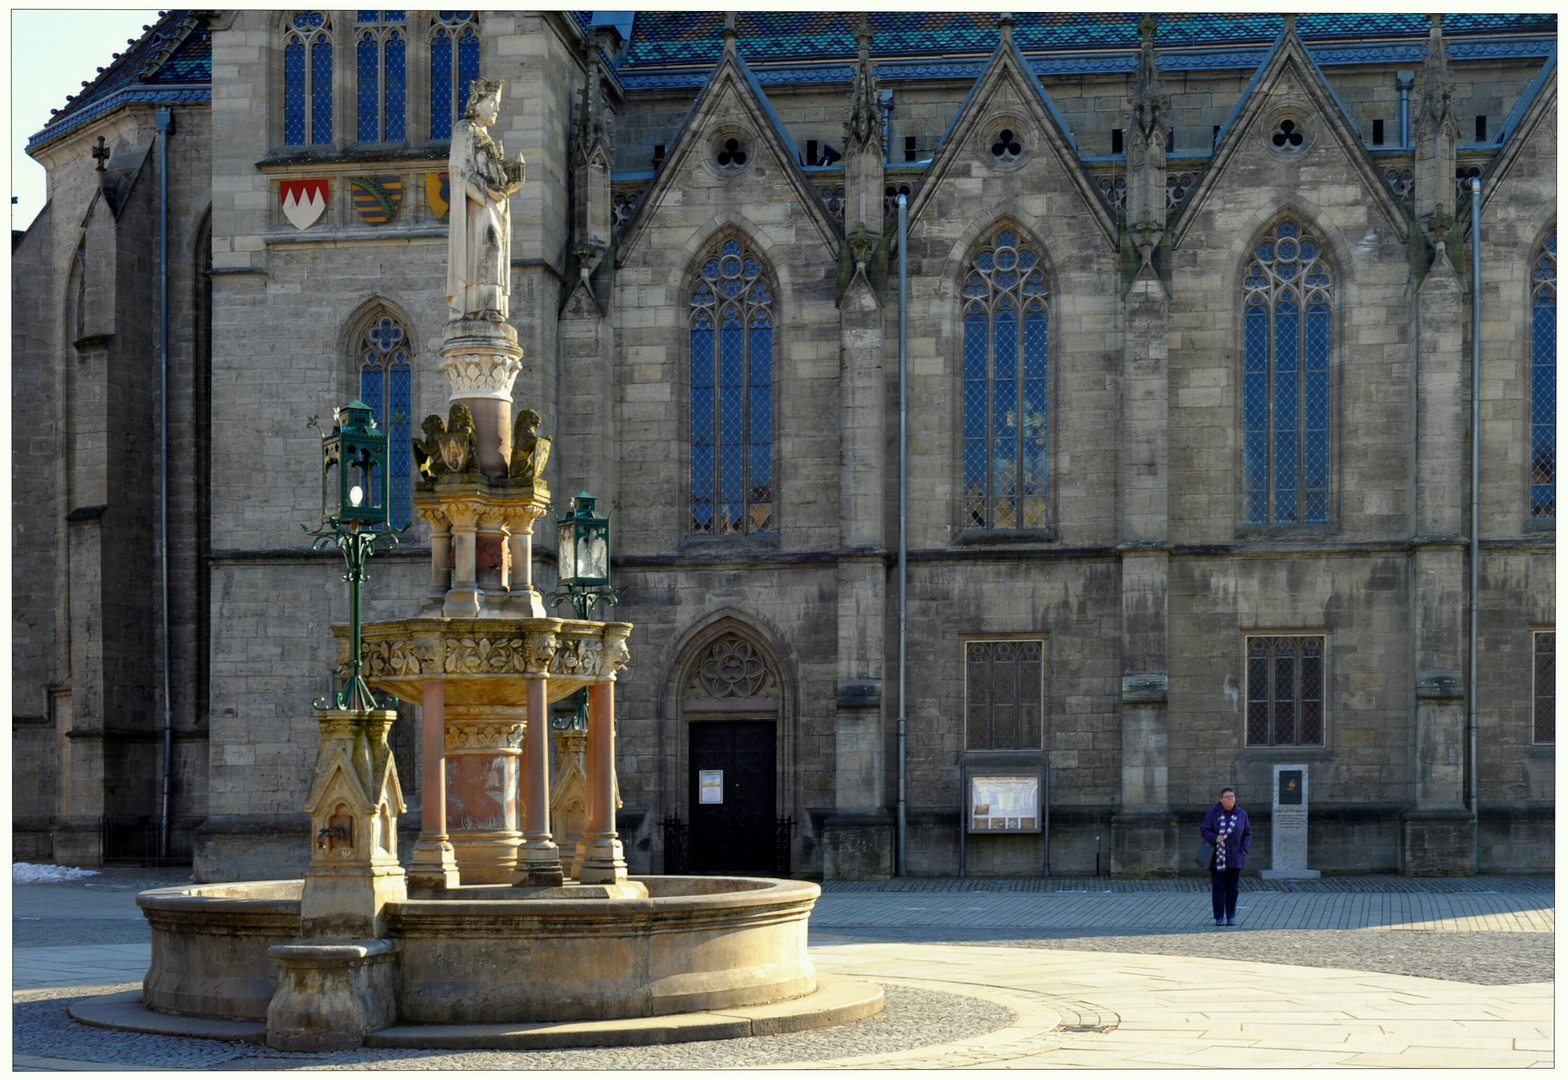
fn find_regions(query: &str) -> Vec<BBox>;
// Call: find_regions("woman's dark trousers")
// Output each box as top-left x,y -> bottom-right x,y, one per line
1210,867 -> 1241,921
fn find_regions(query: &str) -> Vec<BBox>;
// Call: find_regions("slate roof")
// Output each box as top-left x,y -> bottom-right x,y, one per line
28,10 -> 210,153
621,12 -> 1558,69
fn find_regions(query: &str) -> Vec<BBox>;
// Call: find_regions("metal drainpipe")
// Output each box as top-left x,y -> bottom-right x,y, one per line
895,194 -> 909,876
156,106 -> 174,860
1397,70 -> 1414,147
1468,177 -> 1481,874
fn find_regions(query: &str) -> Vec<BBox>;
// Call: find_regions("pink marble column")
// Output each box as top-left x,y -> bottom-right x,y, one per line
513,674 -> 564,886
579,677 -> 627,884
407,679 -> 460,889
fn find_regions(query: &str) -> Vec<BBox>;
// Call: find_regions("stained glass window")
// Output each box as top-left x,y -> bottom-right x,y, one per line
1534,631 -> 1554,744
359,314 -> 413,528
1245,636 -> 1325,746
965,640 -> 1044,750
962,227 -> 1049,530
1243,221 -> 1332,524
284,12 -> 333,146
1531,233 -> 1555,519
356,12 -> 406,144
431,12 -> 480,141
690,237 -> 774,536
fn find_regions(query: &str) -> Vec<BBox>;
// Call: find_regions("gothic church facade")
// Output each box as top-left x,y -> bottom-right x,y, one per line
13,12 -> 1556,878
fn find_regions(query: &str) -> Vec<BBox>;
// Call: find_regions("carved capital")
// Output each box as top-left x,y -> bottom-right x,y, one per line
444,721 -> 526,751
444,500 -> 485,529
440,343 -> 523,401
478,505 -> 509,530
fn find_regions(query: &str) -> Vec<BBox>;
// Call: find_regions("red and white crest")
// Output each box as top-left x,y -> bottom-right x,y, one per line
280,178 -> 329,230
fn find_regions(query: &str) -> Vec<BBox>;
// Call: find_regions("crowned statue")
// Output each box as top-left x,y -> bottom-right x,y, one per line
448,77 -> 526,323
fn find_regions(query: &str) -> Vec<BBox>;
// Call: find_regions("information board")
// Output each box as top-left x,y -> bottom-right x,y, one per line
968,775 -> 1042,833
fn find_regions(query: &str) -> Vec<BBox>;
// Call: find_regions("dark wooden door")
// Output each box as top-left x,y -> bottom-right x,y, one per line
688,721 -> 777,873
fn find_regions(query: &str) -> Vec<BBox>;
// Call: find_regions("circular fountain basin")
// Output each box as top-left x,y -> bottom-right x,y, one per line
137,876 -> 819,1024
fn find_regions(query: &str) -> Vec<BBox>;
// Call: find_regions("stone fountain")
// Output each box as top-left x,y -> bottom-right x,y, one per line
89,76 -> 880,1053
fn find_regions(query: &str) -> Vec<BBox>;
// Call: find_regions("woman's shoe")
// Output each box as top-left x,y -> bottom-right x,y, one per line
1215,919 -> 1224,927
1226,918 -> 1235,926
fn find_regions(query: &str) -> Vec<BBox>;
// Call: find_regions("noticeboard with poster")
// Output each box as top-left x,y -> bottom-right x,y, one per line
968,774 -> 1042,833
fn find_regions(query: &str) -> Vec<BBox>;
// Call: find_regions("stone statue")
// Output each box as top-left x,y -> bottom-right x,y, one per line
412,404 -> 478,479
508,408 -> 551,484
447,77 -> 526,323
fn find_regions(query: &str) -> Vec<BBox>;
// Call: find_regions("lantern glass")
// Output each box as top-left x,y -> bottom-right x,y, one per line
556,519 -> 577,581
327,401 -> 389,527
556,492 -> 610,588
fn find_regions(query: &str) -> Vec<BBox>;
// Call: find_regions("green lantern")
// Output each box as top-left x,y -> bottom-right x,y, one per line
320,400 -> 389,529
550,492 -> 621,621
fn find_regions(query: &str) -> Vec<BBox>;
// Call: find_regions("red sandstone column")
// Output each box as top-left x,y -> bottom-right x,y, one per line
407,679 -> 460,888
514,674 -> 564,886
579,677 -> 627,884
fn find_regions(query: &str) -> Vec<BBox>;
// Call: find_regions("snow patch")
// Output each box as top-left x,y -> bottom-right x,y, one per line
13,862 -> 100,884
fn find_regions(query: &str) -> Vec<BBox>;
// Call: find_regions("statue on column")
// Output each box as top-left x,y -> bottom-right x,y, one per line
448,77 -> 526,323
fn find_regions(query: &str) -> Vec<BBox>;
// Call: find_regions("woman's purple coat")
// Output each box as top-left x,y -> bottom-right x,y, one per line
1200,803 -> 1253,870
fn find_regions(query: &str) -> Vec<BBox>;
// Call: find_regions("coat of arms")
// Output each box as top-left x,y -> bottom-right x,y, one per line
279,178 -> 329,230
426,172 -> 451,224
349,175 -> 403,225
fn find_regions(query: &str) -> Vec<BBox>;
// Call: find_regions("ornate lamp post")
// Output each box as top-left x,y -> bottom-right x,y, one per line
305,401 -> 405,711
550,492 -> 621,621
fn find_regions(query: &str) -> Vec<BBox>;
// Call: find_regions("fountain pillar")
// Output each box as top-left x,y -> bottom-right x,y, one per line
515,666 -> 564,886
444,501 -> 482,619
579,676 -> 627,884
417,508 -> 452,612
504,506 -> 548,617
442,705 -> 525,884
408,679 -> 460,888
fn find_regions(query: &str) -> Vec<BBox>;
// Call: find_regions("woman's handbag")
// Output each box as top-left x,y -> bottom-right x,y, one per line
1196,840 -> 1215,870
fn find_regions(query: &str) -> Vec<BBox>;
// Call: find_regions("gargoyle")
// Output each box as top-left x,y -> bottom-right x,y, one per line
509,407 -> 552,484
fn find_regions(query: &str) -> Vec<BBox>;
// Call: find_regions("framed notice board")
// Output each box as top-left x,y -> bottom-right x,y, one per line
959,760 -> 1050,877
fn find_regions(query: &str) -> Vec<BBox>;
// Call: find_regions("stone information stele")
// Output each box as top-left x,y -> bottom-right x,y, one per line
1260,762 -> 1321,880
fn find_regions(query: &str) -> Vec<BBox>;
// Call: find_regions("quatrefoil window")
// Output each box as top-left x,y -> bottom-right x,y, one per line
716,137 -> 749,172
1271,119 -> 1305,153
990,128 -> 1023,163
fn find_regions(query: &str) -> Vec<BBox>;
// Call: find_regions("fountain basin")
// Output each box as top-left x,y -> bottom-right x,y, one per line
137,876 -> 819,1025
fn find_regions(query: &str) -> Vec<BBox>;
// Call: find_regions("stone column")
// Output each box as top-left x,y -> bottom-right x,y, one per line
1404,244 -> 1473,873
476,505 -> 508,599
441,704 -> 524,884
515,636 -> 564,886
443,500 -> 482,619
504,506 -> 547,617
407,679 -> 459,889
440,320 -> 524,481
579,676 -> 626,884
417,507 -> 452,613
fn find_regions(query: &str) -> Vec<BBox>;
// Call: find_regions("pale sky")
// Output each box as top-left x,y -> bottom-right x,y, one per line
11,8 -> 162,233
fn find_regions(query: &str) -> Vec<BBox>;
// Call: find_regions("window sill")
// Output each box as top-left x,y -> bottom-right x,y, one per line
952,527 -> 1058,548
1235,523 -> 1338,541
1524,516 -> 1555,534
1525,744 -> 1554,758
1238,746 -> 1333,760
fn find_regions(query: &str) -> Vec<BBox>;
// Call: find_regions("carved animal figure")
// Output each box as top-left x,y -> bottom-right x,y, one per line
509,407 -> 552,483
412,414 -> 446,481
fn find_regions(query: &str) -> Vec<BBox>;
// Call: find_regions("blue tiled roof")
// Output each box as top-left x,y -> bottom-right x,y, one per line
621,12 -> 1558,69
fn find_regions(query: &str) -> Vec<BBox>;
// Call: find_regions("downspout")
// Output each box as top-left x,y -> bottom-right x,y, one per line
157,106 -> 174,861
1468,177 -> 1481,873
895,194 -> 909,875
1396,70 -> 1414,147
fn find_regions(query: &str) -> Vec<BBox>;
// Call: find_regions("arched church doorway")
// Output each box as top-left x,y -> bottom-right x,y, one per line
681,633 -> 782,873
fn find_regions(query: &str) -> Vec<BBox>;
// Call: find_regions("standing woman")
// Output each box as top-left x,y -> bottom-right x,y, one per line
1200,787 -> 1251,926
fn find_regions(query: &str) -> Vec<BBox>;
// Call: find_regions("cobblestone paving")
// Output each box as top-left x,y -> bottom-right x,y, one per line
13,983 -> 1008,1071
822,873 -> 1555,893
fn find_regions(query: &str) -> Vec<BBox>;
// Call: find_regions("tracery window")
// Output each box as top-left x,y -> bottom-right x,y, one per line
690,238 -> 774,536
964,640 -> 1044,751
962,227 -> 1049,530
358,314 -> 413,528
1533,631 -> 1554,744
355,11 -> 407,144
430,11 -> 481,141
1531,233 -> 1555,519
1243,221 -> 1332,525
1245,635 -> 1325,747
284,12 -> 333,146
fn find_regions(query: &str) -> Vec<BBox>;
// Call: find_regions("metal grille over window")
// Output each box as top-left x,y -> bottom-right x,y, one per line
359,314 -> 413,528
963,227 -> 1049,530
1531,233 -> 1555,519
1243,221 -> 1332,525
430,12 -> 479,141
284,12 -> 333,146
965,640 -> 1044,750
356,12 -> 406,144
1245,636 -> 1325,746
690,238 -> 774,536
1534,632 -> 1555,744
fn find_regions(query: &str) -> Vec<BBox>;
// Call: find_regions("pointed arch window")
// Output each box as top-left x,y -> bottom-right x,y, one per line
963,227 -> 1049,530
1531,233 -> 1555,519
356,11 -> 406,144
430,12 -> 481,141
358,314 -> 413,528
690,238 -> 774,536
1243,221 -> 1332,525
284,12 -> 333,146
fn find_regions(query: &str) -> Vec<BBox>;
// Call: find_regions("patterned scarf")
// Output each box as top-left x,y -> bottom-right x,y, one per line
1214,810 -> 1237,870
